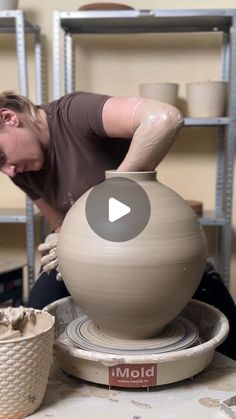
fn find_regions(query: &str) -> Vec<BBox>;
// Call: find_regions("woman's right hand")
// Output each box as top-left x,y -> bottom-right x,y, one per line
102,96 -> 183,172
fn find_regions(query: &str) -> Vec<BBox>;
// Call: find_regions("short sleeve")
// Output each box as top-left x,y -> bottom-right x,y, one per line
66,92 -> 110,138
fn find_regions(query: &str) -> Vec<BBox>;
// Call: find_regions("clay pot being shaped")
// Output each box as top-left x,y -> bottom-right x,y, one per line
57,171 -> 207,339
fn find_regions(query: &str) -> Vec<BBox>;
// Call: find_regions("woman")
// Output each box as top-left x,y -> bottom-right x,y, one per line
1,90 -> 236,360
0,90 -> 183,308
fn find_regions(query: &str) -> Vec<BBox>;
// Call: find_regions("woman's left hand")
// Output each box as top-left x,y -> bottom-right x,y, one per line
38,233 -> 62,281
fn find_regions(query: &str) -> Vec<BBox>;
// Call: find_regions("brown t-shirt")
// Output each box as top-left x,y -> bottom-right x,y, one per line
11,92 -> 130,215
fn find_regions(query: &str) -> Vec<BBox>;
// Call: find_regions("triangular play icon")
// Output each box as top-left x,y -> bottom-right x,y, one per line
108,197 -> 131,223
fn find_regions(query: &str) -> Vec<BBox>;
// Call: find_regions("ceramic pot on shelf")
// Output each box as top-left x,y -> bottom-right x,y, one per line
186,81 -> 227,117
57,170 -> 207,340
139,82 -> 179,106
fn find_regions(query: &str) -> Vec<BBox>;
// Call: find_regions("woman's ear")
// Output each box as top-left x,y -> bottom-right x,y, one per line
0,108 -> 20,127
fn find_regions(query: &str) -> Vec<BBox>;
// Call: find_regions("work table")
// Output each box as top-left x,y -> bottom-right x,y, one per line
28,351 -> 236,418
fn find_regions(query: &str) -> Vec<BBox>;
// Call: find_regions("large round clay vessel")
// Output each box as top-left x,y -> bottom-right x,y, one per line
57,171 -> 207,339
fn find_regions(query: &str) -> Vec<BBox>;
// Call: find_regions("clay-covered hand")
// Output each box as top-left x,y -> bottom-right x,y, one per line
38,233 -> 62,281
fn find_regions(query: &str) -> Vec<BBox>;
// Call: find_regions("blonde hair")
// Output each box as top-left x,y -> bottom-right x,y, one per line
0,91 -> 40,128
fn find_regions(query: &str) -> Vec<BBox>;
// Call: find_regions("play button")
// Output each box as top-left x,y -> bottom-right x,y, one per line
109,198 -> 131,222
85,175 -> 151,242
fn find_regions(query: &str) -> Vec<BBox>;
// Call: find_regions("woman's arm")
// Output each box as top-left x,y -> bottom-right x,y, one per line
102,96 -> 184,171
34,197 -> 64,233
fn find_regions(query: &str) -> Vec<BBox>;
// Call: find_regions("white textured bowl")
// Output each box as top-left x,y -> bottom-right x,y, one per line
0,311 -> 54,419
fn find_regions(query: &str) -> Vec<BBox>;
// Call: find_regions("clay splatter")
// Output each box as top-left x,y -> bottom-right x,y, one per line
196,366 -> 236,392
131,400 -> 152,409
198,397 -> 220,408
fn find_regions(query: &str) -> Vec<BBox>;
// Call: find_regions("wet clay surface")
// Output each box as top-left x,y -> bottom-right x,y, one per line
0,306 -> 54,341
0,306 -> 37,340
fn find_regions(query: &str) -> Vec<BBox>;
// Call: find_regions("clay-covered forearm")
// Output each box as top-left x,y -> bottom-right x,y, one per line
117,100 -> 184,172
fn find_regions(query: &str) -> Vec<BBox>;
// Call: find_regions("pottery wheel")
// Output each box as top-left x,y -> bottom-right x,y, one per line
66,315 -> 199,355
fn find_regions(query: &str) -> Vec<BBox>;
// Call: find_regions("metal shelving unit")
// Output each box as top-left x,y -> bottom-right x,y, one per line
52,9 -> 236,287
0,10 -> 43,291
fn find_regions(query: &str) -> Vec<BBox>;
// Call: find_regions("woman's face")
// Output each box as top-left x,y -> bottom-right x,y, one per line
0,123 -> 45,177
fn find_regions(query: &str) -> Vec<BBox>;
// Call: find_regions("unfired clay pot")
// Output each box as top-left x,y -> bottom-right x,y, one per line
139,82 -> 179,106
57,171 -> 207,339
186,81 -> 227,117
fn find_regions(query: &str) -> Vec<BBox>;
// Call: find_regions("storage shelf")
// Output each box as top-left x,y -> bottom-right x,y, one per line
200,211 -> 226,226
0,11 -> 43,293
0,260 -> 25,275
184,117 -> 229,126
53,8 -> 236,286
0,208 -> 40,224
0,265 -> 24,307
57,9 -> 234,34
0,208 -> 27,223
0,11 -> 40,33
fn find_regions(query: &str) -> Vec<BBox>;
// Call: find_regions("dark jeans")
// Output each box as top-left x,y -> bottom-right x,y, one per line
28,262 -> 236,360
27,269 -> 70,309
193,261 -> 236,360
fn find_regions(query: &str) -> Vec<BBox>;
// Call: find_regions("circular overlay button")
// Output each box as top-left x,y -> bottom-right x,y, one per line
85,176 -> 151,242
